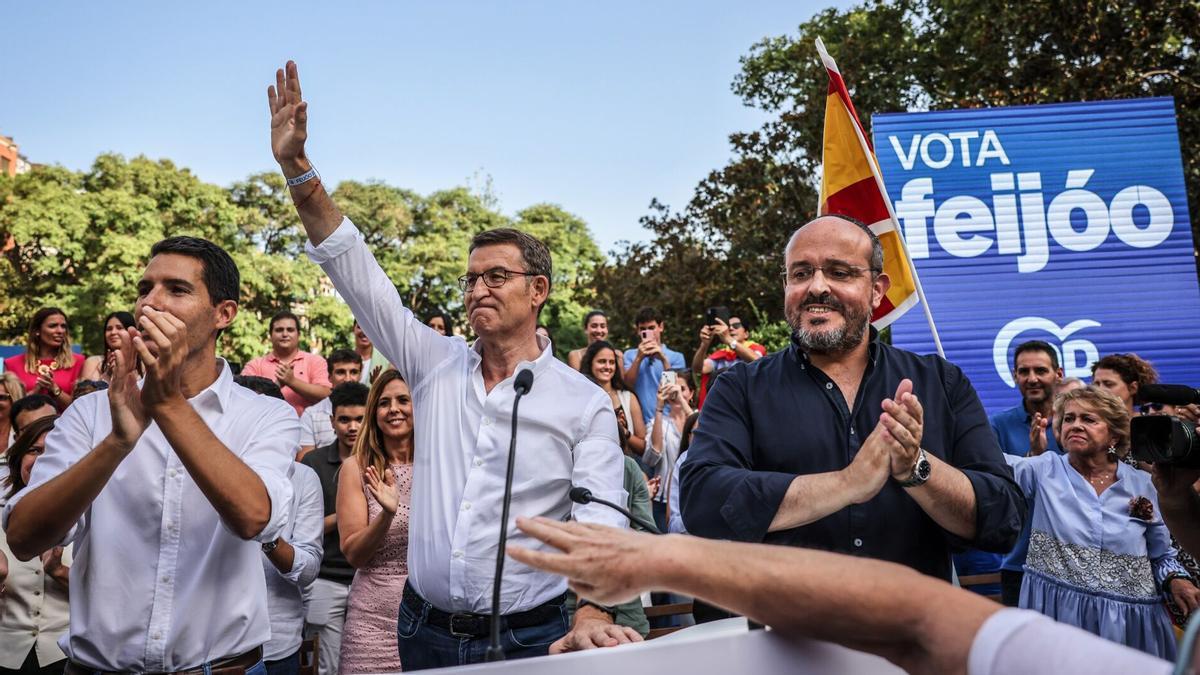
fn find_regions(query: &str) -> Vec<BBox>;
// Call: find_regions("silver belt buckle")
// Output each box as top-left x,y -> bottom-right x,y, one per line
449,613 -> 477,638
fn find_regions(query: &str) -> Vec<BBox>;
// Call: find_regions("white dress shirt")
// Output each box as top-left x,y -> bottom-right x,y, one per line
2,362 -> 298,672
262,463 -> 324,661
0,536 -> 72,669
967,608 -> 1170,674
307,218 -> 626,615
298,397 -> 334,450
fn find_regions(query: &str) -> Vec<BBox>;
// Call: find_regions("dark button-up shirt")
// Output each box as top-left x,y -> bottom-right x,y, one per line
300,443 -> 355,585
680,333 -> 1025,581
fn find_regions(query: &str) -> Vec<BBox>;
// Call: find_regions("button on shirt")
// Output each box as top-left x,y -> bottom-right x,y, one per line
307,218 -> 626,615
3,362 -> 298,672
990,404 -> 1061,573
0,537 -> 71,669
262,463 -> 324,662
680,332 -> 1025,581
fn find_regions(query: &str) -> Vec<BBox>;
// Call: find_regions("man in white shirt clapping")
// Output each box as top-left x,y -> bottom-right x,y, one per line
4,236 -> 298,674
267,60 -> 636,669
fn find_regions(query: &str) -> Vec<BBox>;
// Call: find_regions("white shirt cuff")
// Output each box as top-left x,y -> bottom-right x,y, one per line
305,217 -> 362,264
967,609 -> 1044,675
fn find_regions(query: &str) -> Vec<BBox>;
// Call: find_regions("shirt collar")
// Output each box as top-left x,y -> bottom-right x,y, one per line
468,333 -> 556,382
187,358 -> 234,413
325,443 -> 345,465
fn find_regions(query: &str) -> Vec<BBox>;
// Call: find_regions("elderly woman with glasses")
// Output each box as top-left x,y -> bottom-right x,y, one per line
1006,386 -> 1200,659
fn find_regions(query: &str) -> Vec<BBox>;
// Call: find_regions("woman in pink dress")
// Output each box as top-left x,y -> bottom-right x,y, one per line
2,308 -> 85,411
337,369 -> 413,673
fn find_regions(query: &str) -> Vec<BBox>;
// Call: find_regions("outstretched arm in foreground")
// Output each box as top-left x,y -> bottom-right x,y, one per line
509,518 -> 995,675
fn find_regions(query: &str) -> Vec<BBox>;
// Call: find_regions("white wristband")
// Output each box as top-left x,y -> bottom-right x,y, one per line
286,167 -> 319,187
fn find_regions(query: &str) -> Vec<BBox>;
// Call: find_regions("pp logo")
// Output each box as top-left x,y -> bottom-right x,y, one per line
992,317 -> 1101,387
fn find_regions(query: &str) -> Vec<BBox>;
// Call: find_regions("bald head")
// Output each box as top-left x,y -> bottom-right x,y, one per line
785,215 -> 883,275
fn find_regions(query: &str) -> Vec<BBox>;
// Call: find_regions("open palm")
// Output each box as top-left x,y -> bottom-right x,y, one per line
267,61 -> 308,166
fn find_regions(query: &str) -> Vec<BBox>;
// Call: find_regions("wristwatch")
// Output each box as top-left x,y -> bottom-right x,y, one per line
261,540 -> 279,554
577,598 -> 617,619
897,448 -> 932,488
728,340 -> 739,350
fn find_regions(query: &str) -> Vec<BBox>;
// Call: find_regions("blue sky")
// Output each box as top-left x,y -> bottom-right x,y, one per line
4,2 -> 853,254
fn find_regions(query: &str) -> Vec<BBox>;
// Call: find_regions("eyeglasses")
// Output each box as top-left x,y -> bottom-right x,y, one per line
0,394 -> 10,403
782,263 -> 877,285
728,321 -> 743,330
457,267 -> 539,293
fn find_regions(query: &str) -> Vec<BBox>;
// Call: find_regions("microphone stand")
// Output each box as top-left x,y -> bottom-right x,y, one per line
487,369 -> 534,662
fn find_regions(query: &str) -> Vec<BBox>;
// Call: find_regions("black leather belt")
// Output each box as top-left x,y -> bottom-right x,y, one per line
402,583 -> 565,637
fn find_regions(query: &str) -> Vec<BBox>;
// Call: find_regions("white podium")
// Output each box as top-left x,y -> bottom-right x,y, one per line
429,618 -> 905,674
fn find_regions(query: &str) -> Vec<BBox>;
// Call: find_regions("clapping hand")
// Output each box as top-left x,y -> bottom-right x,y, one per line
275,362 -> 295,387
133,307 -> 189,413
108,327 -> 149,450
1029,413 -> 1049,456
35,369 -> 56,395
41,547 -> 66,576
364,465 -> 400,515
879,379 -> 925,481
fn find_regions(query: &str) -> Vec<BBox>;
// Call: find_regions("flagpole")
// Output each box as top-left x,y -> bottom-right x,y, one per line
815,38 -> 945,359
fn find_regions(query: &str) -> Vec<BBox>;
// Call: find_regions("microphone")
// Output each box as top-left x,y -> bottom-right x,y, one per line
1137,384 -> 1200,407
487,367 -> 535,662
569,486 -> 661,534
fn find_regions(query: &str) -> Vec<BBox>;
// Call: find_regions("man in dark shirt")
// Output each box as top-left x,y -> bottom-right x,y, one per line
680,215 -> 1024,581
299,381 -> 368,675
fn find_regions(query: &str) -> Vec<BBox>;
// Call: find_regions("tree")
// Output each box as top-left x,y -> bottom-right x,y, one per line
596,0 -> 1200,352
0,155 -> 608,364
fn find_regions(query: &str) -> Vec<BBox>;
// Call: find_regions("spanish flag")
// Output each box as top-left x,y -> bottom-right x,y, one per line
816,38 -> 928,335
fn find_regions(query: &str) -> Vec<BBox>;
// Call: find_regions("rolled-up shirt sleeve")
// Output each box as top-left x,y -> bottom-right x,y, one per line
279,465 -> 325,587
944,365 -> 1026,552
569,393 -> 628,529
237,400 -> 300,544
306,217 -> 460,390
680,369 -> 794,542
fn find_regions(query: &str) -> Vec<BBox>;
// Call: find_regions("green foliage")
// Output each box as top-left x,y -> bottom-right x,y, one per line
0,156 -> 603,364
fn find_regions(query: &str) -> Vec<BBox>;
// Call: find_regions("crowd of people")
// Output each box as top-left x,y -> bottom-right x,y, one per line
0,59 -> 1197,675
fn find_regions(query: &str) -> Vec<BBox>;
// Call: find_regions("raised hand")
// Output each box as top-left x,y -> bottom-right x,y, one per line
133,307 -> 189,413
364,465 -> 400,515
268,61 -> 310,173
1029,413 -> 1049,456
711,318 -> 730,345
108,327 -> 149,450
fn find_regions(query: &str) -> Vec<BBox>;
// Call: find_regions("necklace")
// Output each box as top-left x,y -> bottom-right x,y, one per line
1088,472 -> 1112,485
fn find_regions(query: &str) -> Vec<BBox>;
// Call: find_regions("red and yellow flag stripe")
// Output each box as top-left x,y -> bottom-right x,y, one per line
816,38 -> 919,328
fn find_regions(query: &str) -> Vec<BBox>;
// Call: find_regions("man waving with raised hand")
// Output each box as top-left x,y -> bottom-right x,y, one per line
267,61 -> 634,669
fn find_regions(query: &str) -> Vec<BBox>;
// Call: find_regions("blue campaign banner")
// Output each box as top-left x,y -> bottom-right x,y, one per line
871,97 -> 1200,414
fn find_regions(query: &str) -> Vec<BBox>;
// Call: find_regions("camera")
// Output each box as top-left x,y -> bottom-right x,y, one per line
1129,383 -> 1200,467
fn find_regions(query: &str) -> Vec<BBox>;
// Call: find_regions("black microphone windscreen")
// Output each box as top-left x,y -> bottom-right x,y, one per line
1136,384 -> 1200,406
514,368 -> 534,395
568,487 -> 592,504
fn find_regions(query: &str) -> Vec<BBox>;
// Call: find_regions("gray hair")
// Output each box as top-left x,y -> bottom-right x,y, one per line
785,214 -> 884,274
469,228 -> 553,296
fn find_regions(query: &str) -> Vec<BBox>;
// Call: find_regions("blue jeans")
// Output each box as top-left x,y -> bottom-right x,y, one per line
263,651 -> 298,675
396,592 -> 569,670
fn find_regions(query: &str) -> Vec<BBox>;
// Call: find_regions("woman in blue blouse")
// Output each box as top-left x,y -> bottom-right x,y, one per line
1007,386 -> 1200,659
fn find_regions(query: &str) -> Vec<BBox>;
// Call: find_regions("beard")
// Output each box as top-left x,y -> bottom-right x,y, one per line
787,291 -> 872,355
